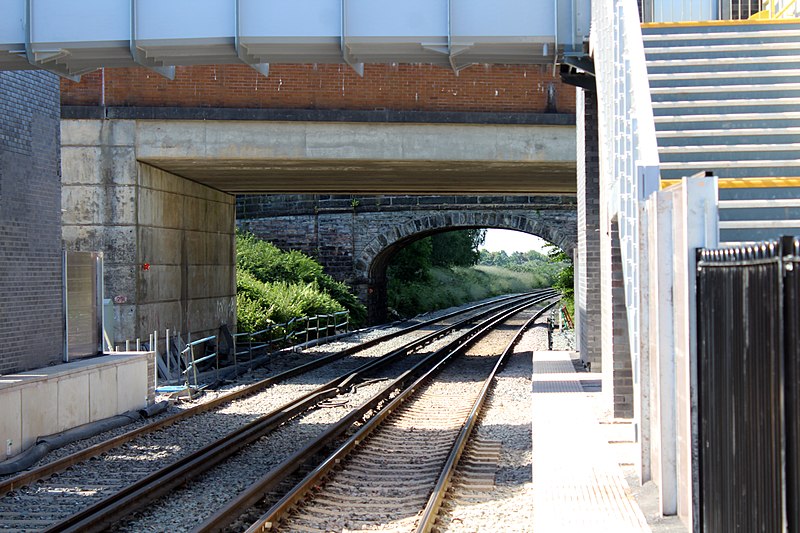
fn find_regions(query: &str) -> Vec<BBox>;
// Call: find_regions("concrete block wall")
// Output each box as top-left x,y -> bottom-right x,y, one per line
0,71 -> 63,374
61,64 -> 576,115
61,120 -> 236,345
575,89 -> 602,372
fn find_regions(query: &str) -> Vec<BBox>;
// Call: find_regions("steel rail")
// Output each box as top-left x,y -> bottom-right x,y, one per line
414,299 -> 559,533
0,291 -> 540,496
234,295 -> 557,533
41,292 -> 551,533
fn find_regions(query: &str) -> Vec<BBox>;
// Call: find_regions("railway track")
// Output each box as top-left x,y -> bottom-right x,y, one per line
0,291 -> 554,532
233,298 -> 546,532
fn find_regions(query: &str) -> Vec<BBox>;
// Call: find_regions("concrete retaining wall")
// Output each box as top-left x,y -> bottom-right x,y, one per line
0,353 -> 153,460
61,120 -> 236,344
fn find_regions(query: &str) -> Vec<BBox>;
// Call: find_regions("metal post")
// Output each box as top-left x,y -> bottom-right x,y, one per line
125,339 -> 130,351
153,329 -> 158,389
214,335 -> 219,383
166,328 -> 171,380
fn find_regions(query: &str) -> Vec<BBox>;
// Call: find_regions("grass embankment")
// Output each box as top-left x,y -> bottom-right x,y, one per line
388,264 -> 544,318
236,231 -> 366,331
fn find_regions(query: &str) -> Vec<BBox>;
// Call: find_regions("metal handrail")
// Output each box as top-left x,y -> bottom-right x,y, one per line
232,310 -> 350,361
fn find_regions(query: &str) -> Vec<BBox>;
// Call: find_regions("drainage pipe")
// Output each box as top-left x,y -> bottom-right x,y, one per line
0,401 -> 169,475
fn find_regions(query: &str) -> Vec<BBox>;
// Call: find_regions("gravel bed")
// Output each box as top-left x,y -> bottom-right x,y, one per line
111,318 -> 495,532
438,321 -> 549,532
0,296 -> 516,483
113,377 -> 394,533
0,325 -> 470,526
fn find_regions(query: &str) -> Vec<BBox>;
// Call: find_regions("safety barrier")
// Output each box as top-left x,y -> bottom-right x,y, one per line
696,236 -> 800,532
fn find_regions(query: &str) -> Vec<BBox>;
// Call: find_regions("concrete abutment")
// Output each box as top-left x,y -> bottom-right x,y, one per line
61,120 -> 236,346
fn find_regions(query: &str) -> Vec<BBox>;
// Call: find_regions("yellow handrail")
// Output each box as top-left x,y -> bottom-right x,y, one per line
750,0 -> 797,19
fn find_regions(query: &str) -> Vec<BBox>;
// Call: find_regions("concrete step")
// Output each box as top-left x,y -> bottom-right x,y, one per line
654,111 -> 800,130
642,24 -> 800,42
659,143 -> 800,162
656,127 -> 800,146
660,160 -> 800,180
717,183 -> 800,201
653,97 -> 800,115
719,216 -> 800,241
647,58 -> 800,77
642,19 -> 800,37
649,67 -> 800,82
649,82 -> 800,99
720,198 -> 800,209
645,41 -> 800,57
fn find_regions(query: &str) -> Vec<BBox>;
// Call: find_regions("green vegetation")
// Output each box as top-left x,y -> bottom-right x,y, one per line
543,244 -> 574,317
388,264 -> 545,317
236,231 -> 366,332
478,249 -> 564,287
387,230 -> 573,319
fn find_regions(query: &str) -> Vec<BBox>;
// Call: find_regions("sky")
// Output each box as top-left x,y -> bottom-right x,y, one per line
480,229 -> 550,254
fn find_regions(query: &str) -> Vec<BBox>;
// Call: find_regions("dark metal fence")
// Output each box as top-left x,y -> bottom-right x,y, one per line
696,236 -> 800,533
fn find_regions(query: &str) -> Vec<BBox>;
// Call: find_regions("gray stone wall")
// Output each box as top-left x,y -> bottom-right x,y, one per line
576,89 -> 602,371
238,194 -> 577,322
0,71 -> 63,374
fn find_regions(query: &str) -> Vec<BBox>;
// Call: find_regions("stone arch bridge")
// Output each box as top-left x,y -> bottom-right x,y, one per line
237,194 -> 577,323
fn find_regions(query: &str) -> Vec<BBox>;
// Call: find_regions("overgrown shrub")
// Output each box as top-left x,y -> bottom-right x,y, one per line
388,264 -> 546,318
236,231 -> 366,331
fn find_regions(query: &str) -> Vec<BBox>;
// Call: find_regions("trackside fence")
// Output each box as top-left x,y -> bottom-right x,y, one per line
696,236 -> 800,532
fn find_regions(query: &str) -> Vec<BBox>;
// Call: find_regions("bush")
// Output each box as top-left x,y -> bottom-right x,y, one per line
387,264 -> 546,318
236,231 -> 366,331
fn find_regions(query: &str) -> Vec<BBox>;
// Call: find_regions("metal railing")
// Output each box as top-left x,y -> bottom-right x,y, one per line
642,0 -> 799,22
114,310 -> 350,389
696,236 -> 800,532
232,311 -> 350,361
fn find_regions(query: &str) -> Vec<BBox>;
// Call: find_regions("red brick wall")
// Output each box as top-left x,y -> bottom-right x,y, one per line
61,63 -> 575,114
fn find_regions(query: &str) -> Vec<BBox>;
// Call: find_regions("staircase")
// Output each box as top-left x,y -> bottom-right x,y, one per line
642,21 -> 800,244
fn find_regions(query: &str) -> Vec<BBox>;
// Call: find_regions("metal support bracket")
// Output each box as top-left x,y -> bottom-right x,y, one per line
341,0 -> 364,77
25,0 -> 82,82
446,0 -> 472,75
234,0 -> 270,78
130,0 -> 175,80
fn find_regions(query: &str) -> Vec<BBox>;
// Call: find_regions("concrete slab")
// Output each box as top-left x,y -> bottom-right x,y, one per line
0,389 -> 22,458
531,350 -> 651,532
20,379 -> 58,451
126,120 -> 577,194
89,366 -> 118,421
57,373 -> 90,432
117,358 -> 149,412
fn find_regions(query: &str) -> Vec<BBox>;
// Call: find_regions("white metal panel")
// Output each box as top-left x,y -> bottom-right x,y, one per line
347,0 -> 447,38
137,0 -> 234,40
451,0 -> 552,37
0,0 -> 25,46
31,0 -> 129,44
239,0 -> 340,38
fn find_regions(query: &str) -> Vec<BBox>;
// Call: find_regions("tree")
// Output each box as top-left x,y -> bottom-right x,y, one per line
387,238 -> 433,282
430,229 -> 486,267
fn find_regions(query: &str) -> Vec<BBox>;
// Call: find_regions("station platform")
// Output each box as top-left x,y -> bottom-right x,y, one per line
531,350 -> 651,532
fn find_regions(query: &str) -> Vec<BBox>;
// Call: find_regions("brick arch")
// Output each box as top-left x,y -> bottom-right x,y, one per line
356,210 -> 576,323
